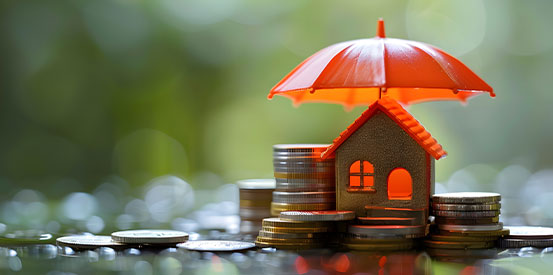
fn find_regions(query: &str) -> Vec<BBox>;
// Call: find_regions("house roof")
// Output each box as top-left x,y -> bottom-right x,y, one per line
321,97 -> 447,160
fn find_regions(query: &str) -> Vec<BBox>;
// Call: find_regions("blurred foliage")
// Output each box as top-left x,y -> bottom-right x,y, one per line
1,0 -> 553,197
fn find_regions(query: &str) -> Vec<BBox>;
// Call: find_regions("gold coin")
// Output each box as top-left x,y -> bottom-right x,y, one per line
240,200 -> 272,207
430,234 -> 499,242
255,241 -> 324,250
261,226 -> 332,233
344,241 -> 414,251
256,236 -> 319,244
423,239 -> 495,249
258,231 -> 328,239
262,217 -> 329,228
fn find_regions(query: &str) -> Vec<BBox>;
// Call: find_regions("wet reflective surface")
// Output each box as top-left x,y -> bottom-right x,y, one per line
0,233 -> 553,274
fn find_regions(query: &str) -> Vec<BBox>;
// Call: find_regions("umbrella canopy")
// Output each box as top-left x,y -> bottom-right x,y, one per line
268,19 -> 494,108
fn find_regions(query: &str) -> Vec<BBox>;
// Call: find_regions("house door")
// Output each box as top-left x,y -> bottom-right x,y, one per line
387,168 -> 412,200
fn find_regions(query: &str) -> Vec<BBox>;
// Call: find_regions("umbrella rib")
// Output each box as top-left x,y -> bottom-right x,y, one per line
405,40 -> 460,90
312,43 -> 355,91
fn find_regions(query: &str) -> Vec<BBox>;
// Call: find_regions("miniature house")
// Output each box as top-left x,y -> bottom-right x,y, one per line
321,97 -> 447,218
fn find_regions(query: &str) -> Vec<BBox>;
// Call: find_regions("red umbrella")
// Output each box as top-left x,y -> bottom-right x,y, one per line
268,19 -> 494,108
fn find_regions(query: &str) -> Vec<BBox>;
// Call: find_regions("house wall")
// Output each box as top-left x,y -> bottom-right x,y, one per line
335,111 -> 432,216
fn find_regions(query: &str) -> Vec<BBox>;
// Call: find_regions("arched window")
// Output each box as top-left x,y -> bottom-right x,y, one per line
387,168 -> 413,200
348,160 -> 374,192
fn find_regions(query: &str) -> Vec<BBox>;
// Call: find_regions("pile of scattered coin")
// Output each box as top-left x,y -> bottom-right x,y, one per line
56,229 -> 189,250
57,229 -> 257,253
238,179 -> 275,235
255,211 -> 355,249
425,192 -> 508,250
271,144 -> 336,216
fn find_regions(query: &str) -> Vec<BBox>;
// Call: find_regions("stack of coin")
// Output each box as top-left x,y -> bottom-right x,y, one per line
499,226 -> 553,248
237,179 -> 276,235
255,217 -> 335,250
343,224 -> 427,251
425,192 -> 508,250
271,144 -> 335,216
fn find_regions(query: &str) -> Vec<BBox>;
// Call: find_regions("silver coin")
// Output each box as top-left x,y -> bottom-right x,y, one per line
272,192 -> 336,199
499,238 -> 553,248
280,210 -> 355,222
111,230 -> 189,244
56,235 -> 128,250
438,223 -> 504,232
272,197 -> 335,204
348,225 -> 426,236
275,183 -> 335,192
177,240 -> 256,252
273,159 -> 334,166
432,203 -> 501,211
432,210 -> 500,218
504,226 -> 553,239
273,166 -> 335,173
432,192 -> 501,204
273,144 -> 329,152
237,179 -> 276,190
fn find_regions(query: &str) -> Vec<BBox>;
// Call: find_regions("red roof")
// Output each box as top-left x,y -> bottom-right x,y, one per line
321,97 -> 447,160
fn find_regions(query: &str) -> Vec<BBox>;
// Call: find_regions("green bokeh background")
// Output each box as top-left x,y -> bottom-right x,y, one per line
1,0 -> 552,197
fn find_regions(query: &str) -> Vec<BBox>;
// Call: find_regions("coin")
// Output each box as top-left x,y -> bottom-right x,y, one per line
239,190 -> 273,201
439,229 -> 509,237
357,217 -> 417,226
257,230 -> 328,239
111,230 -> 189,244
424,239 -> 495,249
262,226 -> 332,234
273,166 -> 335,174
434,216 -> 499,225
237,179 -> 276,190
275,177 -> 335,185
177,240 -> 255,252
256,236 -> 318,244
270,202 -> 334,216
273,144 -> 329,152
279,210 -> 355,222
57,235 -> 129,250
432,203 -> 501,211
272,191 -> 336,204
432,192 -> 501,204
438,223 -> 504,232
262,217 -> 329,228
274,172 -> 335,180
432,210 -> 500,218
503,226 -> 553,239
240,199 -> 273,207
430,234 -> 499,242
348,225 -> 427,237
254,241 -> 324,250
499,238 -> 553,248
364,206 -> 427,221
